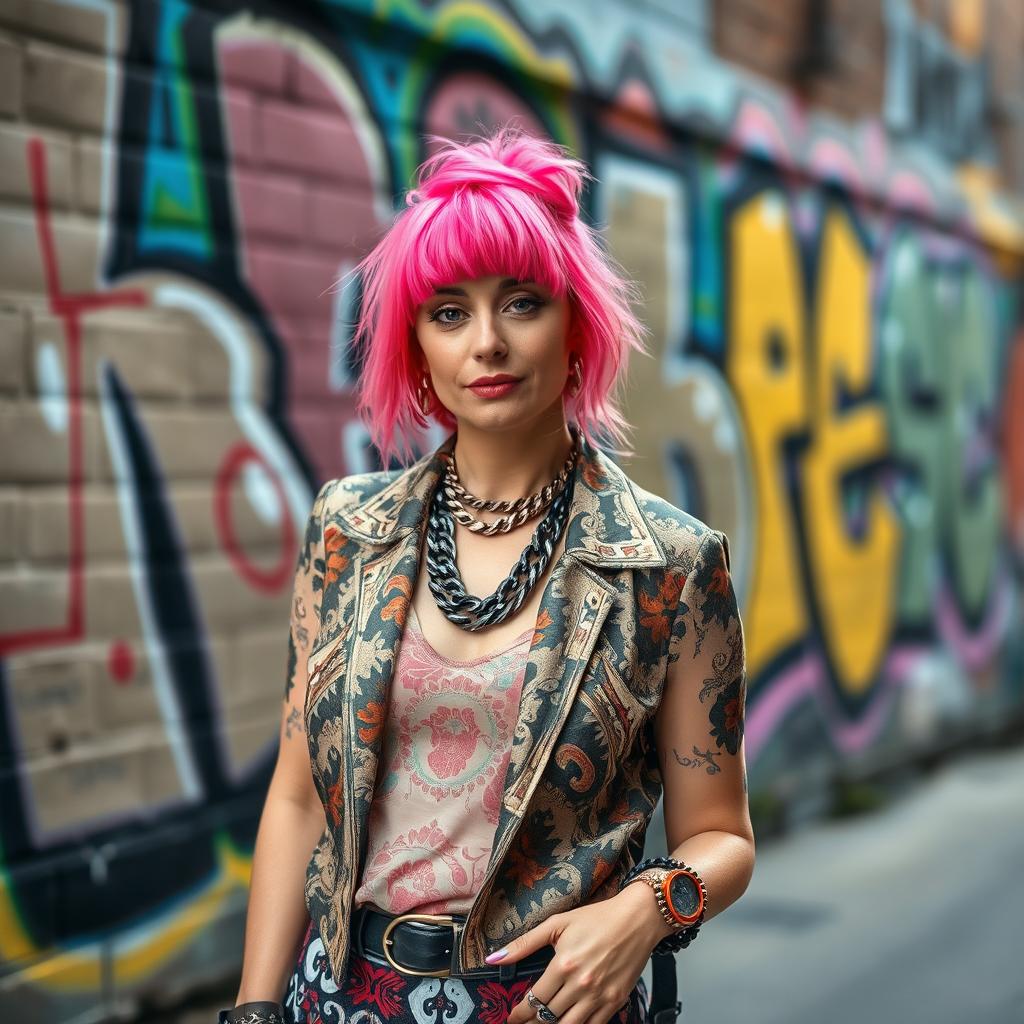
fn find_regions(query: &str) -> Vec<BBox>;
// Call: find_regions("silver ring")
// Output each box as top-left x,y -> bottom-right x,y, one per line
526,988 -> 559,1023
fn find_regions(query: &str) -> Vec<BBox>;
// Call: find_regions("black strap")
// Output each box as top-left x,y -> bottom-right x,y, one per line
648,952 -> 681,1024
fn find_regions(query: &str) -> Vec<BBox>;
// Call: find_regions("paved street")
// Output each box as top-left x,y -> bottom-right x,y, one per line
662,741 -> 1024,1023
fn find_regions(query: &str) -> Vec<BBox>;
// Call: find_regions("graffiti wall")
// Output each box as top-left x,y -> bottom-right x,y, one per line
0,0 -> 1021,1016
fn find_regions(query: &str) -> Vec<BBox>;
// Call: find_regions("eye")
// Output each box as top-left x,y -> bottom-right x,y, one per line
508,296 -> 544,314
427,306 -> 464,325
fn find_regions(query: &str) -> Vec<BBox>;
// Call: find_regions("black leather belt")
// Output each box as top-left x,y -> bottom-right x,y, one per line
350,904 -> 555,981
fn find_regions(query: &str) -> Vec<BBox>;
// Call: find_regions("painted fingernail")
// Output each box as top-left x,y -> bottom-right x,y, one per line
485,947 -> 508,963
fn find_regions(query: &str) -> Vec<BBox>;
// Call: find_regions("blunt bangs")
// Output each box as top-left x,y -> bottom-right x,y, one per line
401,188 -> 569,313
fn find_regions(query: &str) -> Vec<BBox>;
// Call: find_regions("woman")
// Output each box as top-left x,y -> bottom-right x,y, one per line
219,124 -> 754,1024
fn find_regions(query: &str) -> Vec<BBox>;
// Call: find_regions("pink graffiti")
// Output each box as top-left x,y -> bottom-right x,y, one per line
745,644 -> 935,760
218,37 -> 382,482
1003,330 -> 1024,556
933,567 -> 1014,676
422,72 -> 549,154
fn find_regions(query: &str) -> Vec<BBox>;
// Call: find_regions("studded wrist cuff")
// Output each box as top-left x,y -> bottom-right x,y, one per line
217,1001 -> 286,1024
618,855 -> 708,955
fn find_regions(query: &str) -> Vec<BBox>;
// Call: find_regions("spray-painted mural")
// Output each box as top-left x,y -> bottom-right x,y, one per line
0,0 -> 1021,1016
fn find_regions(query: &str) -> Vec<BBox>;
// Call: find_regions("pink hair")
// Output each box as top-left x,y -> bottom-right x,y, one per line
348,122 -> 649,467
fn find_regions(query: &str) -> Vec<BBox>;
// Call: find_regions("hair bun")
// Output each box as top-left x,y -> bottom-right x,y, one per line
405,125 -> 588,223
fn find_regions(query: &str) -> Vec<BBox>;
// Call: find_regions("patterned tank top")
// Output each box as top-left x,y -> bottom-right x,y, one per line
352,604 -> 534,916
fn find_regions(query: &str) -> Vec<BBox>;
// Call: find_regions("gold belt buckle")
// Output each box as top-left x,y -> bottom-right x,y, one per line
381,912 -> 457,977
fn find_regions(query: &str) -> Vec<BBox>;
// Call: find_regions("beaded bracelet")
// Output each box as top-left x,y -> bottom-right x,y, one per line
617,855 -> 707,955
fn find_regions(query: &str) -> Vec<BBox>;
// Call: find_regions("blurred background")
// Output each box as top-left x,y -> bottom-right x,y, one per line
1,0 -> 1022,1021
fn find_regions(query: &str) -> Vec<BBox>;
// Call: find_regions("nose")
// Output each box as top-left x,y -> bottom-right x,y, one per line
469,310 -> 508,361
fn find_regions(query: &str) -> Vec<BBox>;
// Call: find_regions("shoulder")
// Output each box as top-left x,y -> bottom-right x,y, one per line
626,478 -> 732,574
317,468 -> 403,517
302,469 -> 406,550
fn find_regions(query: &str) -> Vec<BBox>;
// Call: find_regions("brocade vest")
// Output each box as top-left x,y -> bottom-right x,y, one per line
298,430 -> 738,983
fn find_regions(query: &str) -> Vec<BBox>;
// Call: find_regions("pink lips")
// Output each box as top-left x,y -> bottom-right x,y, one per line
467,377 -> 522,399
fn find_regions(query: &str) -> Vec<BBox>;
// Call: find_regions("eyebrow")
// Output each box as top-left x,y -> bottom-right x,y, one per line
431,277 -> 534,296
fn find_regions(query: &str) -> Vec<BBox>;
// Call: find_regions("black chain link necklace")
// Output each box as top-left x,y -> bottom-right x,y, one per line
424,438 -> 578,631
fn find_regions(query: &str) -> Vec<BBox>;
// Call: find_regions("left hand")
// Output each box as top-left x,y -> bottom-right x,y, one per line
498,887 -> 663,1024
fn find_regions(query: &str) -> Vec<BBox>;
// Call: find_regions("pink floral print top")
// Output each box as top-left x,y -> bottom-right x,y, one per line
352,605 -> 534,915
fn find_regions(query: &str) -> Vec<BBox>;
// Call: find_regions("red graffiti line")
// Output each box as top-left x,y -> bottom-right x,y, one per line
1,139 -> 148,656
215,442 -> 297,593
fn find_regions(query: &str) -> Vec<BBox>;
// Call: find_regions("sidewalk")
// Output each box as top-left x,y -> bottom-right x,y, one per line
671,739 -> 1024,1022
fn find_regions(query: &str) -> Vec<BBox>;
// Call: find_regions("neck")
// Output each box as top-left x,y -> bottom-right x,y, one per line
450,413 -> 576,503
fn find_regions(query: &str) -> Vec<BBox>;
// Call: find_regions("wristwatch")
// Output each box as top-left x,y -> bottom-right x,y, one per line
632,865 -> 706,930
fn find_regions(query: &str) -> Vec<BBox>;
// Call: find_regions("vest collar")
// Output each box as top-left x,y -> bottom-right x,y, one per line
337,428 -> 667,569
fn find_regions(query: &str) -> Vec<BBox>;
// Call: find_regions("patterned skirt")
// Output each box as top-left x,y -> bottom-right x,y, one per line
282,913 -> 650,1024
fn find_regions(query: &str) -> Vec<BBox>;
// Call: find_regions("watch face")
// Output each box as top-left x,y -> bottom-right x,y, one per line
666,870 -> 702,921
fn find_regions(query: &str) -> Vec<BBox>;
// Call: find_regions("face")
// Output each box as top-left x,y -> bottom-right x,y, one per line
413,273 -> 573,432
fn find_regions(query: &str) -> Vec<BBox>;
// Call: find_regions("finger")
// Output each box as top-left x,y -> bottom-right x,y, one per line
538,985 -> 587,1024
508,975 -> 564,1024
507,968 -> 566,1024
485,917 -> 559,965
548,960 -> 633,1024
537,991 -> 606,1024
577,982 -> 635,1024
542,965 -> 606,1024
585,995 -> 630,1024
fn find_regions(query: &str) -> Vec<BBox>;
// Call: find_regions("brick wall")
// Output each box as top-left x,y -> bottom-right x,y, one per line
713,0 -> 1024,190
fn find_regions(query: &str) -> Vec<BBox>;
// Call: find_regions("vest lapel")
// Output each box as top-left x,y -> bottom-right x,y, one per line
500,555 -> 617,813
502,441 -> 668,815
345,527 -> 423,862
333,443 -> 442,878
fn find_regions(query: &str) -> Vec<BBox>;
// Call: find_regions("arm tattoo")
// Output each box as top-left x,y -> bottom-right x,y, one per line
285,705 -> 303,739
284,633 -> 297,702
292,594 -> 310,650
284,595 -> 311,702
672,744 -> 722,775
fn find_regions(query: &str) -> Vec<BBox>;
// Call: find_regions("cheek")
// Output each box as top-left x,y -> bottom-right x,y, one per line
540,327 -> 570,379
417,336 -> 456,381
526,310 -> 570,366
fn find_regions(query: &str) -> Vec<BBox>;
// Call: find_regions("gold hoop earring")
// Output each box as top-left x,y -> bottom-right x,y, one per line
567,354 -> 583,398
417,373 -> 433,416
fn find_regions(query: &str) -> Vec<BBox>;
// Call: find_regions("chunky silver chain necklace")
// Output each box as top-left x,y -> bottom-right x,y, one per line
424,440 -> 578,631
440,441 -> 578,536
